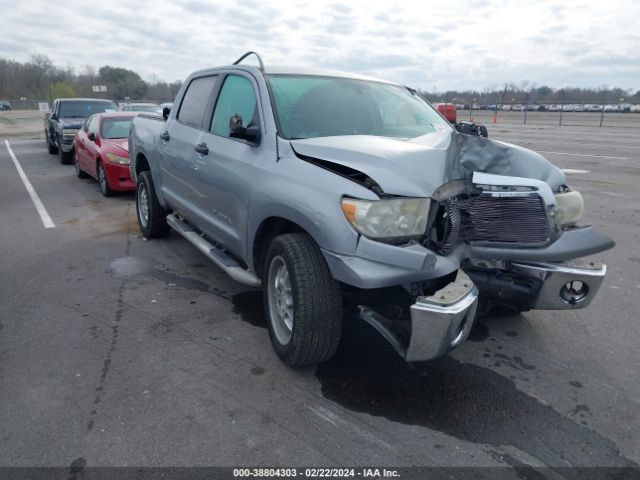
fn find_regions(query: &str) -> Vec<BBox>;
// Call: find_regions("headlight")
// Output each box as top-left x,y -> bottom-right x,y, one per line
555,190 -> 584,226
62,128 -> 78,136
105,152 -> 130,165
341,197 -> 430,240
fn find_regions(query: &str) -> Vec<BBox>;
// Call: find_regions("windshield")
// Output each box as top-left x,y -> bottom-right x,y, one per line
101,117 -> 133,139
59,101 -> 117,118
129,104 -> 158,112
267,75 -> 450,140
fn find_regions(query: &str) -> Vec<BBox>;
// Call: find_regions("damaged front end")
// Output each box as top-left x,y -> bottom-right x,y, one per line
292,132 -> 614,363
347,170 -> 612,363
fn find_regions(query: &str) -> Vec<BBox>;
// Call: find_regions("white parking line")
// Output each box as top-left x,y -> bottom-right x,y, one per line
4,140 -> 55,229
561,168 -> 591,174
536,150 -> 628,160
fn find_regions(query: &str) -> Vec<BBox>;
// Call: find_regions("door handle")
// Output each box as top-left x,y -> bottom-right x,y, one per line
194,142 -> 209,155
160,131 -> 170,141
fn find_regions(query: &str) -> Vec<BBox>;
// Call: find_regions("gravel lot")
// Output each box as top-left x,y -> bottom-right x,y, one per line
0,120 -> 638,476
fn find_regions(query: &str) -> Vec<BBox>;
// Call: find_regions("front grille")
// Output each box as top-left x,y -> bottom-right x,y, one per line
441,194 -> 550,253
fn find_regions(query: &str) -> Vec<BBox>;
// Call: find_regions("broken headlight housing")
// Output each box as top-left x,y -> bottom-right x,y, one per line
554,190 -> 584,226
341,197 -> 430,240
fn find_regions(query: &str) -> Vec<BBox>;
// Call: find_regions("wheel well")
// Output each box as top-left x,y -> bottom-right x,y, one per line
253,217 -> 307,279
136,153 -> 150,175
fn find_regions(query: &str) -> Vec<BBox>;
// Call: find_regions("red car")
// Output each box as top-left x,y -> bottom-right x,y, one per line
73,112 -> 137,196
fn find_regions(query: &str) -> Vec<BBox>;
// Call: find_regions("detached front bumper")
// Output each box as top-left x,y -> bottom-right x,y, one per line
358,260 -> 606,363
359,270 -> 479,362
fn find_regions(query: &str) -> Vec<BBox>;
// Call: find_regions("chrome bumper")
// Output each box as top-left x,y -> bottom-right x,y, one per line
359,270 -> 479,362
510,261 -> 606,309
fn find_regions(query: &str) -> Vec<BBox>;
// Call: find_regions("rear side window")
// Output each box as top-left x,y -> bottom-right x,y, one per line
211,75 -> 258,138
178,76 -> 217,128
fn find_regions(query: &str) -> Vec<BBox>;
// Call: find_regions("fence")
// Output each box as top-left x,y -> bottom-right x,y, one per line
455,102 -> 640,129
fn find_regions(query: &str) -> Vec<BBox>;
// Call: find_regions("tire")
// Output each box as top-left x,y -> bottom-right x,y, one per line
74,151 -> 88,178
263,233 -> 342,366
97,162 -> 114,197
47,132 -> 58,154
59,140 -> 72,164
136,170 -> 170,238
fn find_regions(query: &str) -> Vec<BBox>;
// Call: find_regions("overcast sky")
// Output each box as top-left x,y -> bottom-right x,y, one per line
1,0 -> 638,91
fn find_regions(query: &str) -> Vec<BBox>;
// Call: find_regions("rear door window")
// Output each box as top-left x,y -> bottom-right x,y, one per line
210,75 -> 258,138
178,76 -> 217,128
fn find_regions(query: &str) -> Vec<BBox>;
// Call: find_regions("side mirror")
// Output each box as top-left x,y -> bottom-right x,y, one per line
230,125 -> 261,143
228,113 -> 260,143
51,113 -> 57,120
162,107 -> 171,120
87,131 -> 96,141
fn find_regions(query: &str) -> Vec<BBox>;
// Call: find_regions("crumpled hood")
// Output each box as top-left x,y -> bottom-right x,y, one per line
290,131 -> 566,197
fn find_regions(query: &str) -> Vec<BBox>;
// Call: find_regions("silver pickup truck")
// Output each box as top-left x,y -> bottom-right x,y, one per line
129,52 -> 614,367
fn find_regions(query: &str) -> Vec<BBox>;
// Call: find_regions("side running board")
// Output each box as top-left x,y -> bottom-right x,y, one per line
166,214 -> 261,287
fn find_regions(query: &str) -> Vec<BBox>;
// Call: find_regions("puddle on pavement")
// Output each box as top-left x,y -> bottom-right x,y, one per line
109,256 -> 224,296
110,256 -> 154,278
315,317 -> 637,472
232,291 -> 266,328
467,321 -> 490,342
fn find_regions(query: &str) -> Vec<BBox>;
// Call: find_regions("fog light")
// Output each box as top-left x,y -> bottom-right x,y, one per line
559,280 -> 589,305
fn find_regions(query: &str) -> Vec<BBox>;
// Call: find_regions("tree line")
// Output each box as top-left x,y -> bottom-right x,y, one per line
420,82 -> 640,106
1,55 -> 638,106
0,54 -> 182,103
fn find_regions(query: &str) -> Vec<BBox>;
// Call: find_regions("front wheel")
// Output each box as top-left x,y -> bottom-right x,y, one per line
263,233 -> 343,366
97,162 -> 114,197
136,171 -> 170,238
47,132 -> 58,154
59,147 -> 72,164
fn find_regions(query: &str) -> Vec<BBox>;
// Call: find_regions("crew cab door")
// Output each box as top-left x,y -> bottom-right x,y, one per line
191,73 -> 261,259
157,74 -> 219,215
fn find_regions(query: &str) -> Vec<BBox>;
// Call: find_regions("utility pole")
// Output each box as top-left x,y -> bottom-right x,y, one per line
599,90 -> 606,127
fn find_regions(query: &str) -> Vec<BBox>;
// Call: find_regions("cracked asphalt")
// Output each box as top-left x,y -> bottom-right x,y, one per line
0,121 -> 638,477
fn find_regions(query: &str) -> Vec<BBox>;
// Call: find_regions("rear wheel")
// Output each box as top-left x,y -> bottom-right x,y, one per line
136,171 -> 170,238
74,151 -> 88,178
97,162 -> 114,197
263,233 -> 342,366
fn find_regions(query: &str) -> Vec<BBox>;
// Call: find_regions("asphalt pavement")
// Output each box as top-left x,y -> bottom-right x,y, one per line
0,124 -> 638,476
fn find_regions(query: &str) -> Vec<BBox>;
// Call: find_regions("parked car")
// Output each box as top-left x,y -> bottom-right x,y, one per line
0,100 -> 11,111
73,112 -> 137,196
435,102 -> 457,123
631,104 -> 640,113
129,53 -> 614,368
121,102 -> 159,113
45,98 -> 118,164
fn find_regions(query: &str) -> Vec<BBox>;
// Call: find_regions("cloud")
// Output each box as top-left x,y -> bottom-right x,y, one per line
0,0 -> 638,90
